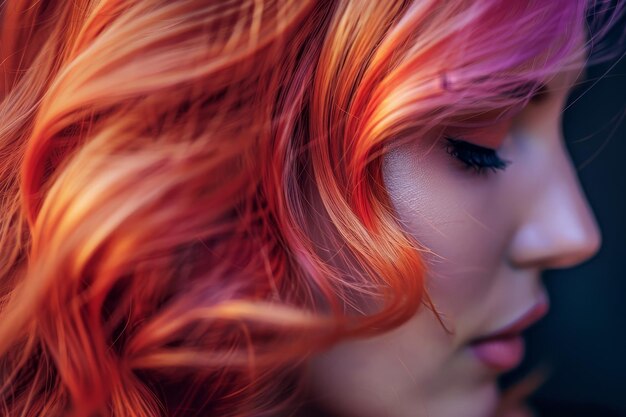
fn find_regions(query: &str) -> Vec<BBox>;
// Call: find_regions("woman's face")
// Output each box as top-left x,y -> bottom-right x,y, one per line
303,63 -> 601,417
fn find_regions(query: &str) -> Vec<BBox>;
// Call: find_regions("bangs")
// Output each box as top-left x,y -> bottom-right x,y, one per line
367,0 -> 618,140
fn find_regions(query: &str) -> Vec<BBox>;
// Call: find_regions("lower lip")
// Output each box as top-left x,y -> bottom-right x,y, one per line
470,334 -> 525,371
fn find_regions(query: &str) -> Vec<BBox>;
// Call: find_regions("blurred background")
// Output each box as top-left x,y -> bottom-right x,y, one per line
502,8 -> 626,417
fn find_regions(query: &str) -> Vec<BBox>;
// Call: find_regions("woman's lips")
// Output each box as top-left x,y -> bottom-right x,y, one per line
469,298 -> 550,372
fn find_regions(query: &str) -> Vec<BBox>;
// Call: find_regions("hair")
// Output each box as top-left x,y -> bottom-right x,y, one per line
0,1 -> 622,416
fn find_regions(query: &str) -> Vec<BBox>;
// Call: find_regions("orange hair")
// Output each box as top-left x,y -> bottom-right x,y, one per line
0,1 -> 620,416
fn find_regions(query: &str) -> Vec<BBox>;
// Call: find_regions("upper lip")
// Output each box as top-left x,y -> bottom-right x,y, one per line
472,294 -> 550,343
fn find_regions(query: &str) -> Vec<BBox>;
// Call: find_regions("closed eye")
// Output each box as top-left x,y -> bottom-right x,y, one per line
443,136 -> 511,175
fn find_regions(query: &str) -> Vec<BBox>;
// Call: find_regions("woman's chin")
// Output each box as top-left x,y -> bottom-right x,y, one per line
415,380 -> 500,417
304,379 -> 500,417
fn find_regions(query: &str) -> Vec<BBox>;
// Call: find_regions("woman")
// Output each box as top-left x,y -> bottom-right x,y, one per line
0,1 -> 622,417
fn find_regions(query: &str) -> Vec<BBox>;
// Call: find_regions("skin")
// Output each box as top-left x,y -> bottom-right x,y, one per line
301,61 -> 601,417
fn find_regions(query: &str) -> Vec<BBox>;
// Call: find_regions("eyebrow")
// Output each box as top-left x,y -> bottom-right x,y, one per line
510,65 -> 588,102
519,82 -> 549,100
529,83 -> 549,103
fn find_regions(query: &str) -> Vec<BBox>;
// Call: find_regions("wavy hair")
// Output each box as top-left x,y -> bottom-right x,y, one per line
0,1 -> 621,416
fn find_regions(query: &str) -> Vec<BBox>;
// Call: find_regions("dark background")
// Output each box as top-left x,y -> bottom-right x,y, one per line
502,11 -> 626,417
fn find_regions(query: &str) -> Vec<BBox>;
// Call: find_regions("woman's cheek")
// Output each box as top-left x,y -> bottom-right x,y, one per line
381,139 -> 511,338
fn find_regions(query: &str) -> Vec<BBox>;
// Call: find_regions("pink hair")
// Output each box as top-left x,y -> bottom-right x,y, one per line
0,1 -> 620,416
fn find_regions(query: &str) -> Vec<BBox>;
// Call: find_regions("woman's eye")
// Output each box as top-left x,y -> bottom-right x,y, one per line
443,136 -> 511,175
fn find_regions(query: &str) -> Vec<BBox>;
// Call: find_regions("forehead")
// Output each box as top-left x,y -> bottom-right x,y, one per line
545,58 -> 587,94
441,56 -> 588,149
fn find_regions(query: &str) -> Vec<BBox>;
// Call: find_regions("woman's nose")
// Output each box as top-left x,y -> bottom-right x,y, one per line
506,140 -> 603,271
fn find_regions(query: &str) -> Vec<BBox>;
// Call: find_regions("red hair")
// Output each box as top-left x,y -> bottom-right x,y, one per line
0,1 -> 621,416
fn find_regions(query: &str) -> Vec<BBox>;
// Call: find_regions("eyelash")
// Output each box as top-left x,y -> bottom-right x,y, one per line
443,136 -> 511,175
